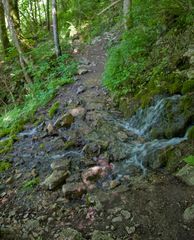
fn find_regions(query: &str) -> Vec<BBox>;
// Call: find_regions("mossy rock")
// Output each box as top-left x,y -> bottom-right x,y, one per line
48,101 -> 60,119
0,135 -> 18,154
188,126 -> 194,140
0,161 -> 12,173
182,79 -> 194,94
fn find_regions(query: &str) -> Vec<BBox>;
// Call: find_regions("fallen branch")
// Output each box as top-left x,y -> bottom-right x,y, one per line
97,0 -> 122,16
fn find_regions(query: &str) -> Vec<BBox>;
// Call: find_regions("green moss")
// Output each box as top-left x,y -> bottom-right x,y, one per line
187,126 -> 194,140
0,135 -> 18,154
64,140 -> 76,150
22,177 -> 40,190
0,160 -> 12,173
184,155 -> 194,165
179,95 -> 192,115
48,101 -> 60,119
182,79 -> 194,94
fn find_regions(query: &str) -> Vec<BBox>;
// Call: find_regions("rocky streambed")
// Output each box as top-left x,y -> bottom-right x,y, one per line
1,33 -> 194,240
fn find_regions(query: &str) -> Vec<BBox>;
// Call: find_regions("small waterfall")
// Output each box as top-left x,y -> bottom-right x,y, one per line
124,95 -> 181,137
116,95 -> 187,177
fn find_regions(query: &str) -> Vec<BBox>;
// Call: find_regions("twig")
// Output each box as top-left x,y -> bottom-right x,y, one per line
97,0 -> 122,16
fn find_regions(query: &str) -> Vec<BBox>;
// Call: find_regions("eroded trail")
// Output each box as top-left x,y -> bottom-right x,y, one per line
1,34 -> 194,240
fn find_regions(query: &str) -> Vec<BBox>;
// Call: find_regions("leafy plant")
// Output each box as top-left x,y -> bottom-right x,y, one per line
184,155 -> 194,166
0,160 -> 12,173
22,177 -> 40,190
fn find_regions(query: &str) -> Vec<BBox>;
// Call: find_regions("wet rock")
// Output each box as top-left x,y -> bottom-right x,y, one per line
82,166 -> 103,186
66,173 -> 81,183
62,182 -> 87,199
69,107 -> 86,118
60,227 -> 85,240
54,113 -> 74,128
51,158 -> 71,171
176,164 -> 194,186
83,143 -> 102,157
46,122 -> 56,135
42,170 -> 69,190
91,230 -> 114,240
77,67 -> 88,75
76,86 -> 86,94
183,203 -> 194,222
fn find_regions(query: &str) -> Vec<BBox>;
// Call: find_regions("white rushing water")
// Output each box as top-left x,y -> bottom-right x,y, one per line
118,95 -> 187,176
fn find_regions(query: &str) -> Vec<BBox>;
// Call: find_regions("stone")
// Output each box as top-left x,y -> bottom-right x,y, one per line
183,204 -> 194,222
5,176 -> 14,184
109,180 -> 120,189
77,68 -> 88,75
42,170 -> 69,190
60,227 -> 85,240
125,226 -> 136,234
46,123 -> 55,135
76,86 -> 86,94
91,230 -> 114,240
112,216 -> 123,223
51,159 -> 71,171
54,113 -> 74,128
82,166 -> 103,186
121,210 -> 131,220
69,107 -> 86,118
62,182 -> 87,199
176,164 -> 194,186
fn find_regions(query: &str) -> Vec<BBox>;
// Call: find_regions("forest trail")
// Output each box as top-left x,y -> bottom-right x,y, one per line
1,33 -> 194,240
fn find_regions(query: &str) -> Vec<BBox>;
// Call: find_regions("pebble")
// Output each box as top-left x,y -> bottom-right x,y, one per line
121,210 -> 131,220
125,226 -> 136,234
112,216 -> 123,223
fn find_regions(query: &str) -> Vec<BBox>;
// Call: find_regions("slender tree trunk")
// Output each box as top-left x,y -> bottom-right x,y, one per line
0,0 -> 10,56
47,0 -> 50,31
52,0 -> 61,57
37,0 -> 42,25
123,0 -> 132,30
2,0 -> 32,83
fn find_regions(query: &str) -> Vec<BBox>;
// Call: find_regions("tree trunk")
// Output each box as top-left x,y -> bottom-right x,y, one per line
2,0 -> 32,83
0,0 -> 10,56
47,0 -> 50,31
52,0 -> 61,57
123,0 -> 132,30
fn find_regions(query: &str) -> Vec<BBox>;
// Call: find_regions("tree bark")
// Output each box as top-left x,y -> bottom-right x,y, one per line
123,0 -> 132,30
52,0 -> 61,57
47,0 -> 50,31
2,0 -> 32,83
0,0 -> 10,56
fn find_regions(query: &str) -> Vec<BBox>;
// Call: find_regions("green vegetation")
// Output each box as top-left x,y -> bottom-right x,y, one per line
184,155 -> 194,166
0,135 -> 18,154
103,0 -> 194,106
188,126 -> 194,140
0,42 -> 77,138
0,160 -> 12,173
22,177 -> 40,190
48,101 -> 60,119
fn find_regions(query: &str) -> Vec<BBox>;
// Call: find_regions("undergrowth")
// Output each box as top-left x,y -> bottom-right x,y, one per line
103,0 -> 194,103
0,40 -> 77,138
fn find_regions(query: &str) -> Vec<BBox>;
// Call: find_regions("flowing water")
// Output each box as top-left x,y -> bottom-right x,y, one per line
115,95 -> 187,178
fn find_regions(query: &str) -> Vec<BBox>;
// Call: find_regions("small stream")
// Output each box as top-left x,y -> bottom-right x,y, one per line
114,95 -> 187,178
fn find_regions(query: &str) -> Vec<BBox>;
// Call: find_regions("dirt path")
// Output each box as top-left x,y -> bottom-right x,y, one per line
1,33 -> 194,240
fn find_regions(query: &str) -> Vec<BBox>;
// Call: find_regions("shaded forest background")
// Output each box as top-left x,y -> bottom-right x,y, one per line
0,0 -> 193,138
